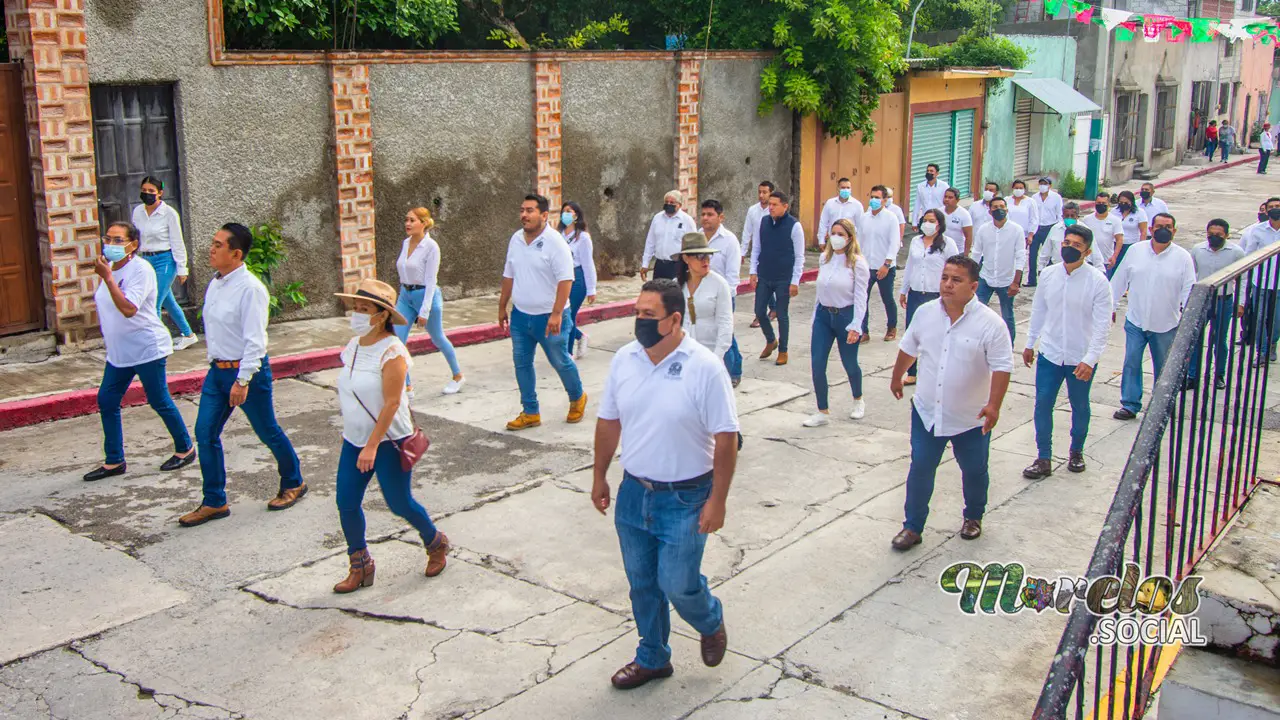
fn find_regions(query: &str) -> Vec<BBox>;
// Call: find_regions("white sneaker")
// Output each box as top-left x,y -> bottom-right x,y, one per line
802,413 -> 830,428
576,334 -> 590,360
406,387 -> 416,401
442,378 -> 465,395
173,334 -> 199,351
850,398 -> 866,420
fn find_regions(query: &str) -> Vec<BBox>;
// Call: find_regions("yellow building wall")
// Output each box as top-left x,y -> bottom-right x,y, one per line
908,77 -> 987,106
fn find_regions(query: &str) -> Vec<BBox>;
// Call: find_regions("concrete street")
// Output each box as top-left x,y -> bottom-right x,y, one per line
1,164 -> 1279,720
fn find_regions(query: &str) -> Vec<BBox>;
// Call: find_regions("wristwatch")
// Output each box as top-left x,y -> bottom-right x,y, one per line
235,378 -> 250,388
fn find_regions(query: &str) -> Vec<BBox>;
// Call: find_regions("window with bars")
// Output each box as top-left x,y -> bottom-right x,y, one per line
1012,0 -> 1046,22
1154,90 -> 1176,150
1114,92 -> 1139,161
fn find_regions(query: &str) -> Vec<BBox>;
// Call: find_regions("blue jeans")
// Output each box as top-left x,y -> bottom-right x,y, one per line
394,286 -> 462,385
905,289 -> 939,377
335,440 -> 437,555
510,307 -> 584,416
195,358 -> 303,507
1252,286 -> 1280,357
141,251 -> 193,336
1033,357 -> 1093,460
1220,141 -> 1232,162
1205,138 -> 1218,159
862,266 -> 898,335
566,266 -> 588,352
976,279 -> 1016,342
615,473 -> 723,670
98,358 -> 192,465
1121,320 -> 1176,414
811,304 -> 862,410
903,406 -> 990,534
723,299 -> 742,380
754,278 -> 792,352
1027,225 -> 1053,287
1189,295 -> 1236,382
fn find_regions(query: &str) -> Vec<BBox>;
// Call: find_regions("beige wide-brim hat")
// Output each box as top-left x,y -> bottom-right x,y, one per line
679,232 -> 720,256
334,278 -> 409,326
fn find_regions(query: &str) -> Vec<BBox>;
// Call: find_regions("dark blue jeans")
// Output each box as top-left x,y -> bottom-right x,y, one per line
862,266 -> 898,335
335,440 -> 437,555
905,289 -> 939,377
1205,138 -> 1218,159
1033,357 -> 1094,460
566,266 -> 588,352
976,279 -> 1016,342
616,473 -> 723,670
1188,295 -> 1236,382
98,357 -> 192,465
1027,225 -> 1053,287
1121,320 -> 1175,414
1252,286 -> 1280,357
811,304 -> 862,410
510,307 -> 584,416
195,358 -> 303,507
903,406 -> 990,534
724,299 -> 743,380
754,278 -> 792,352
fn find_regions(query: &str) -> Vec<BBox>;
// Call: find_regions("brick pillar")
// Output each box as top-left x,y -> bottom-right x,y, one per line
5,0 -> 100,344
676,56 -> 702,210
330,62 -> 377,294
533,60 -> 562,209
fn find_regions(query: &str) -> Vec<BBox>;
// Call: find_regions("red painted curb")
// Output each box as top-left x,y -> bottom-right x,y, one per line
1073,156 -> 1255,211
0,267 -> 821,431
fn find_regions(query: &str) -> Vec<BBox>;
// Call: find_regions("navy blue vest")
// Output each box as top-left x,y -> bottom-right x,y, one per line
758,213 -> 797,282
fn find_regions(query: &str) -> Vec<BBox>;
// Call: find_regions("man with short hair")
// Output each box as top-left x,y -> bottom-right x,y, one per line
1039,202 -> 1105,273
858,185 -> 903,342
592,279 -> 738,690
642,190 -> 697,281
1027,177 -> 1063,288
941,187 -> 974,254
1081,192 -> 1124,274
750,191 -> 804,365
1258,122 -> 1275,174
1244,197 -> 1280,364
1022,223 -> 1114,480
499,194 -> 588,431
969,181 -> 1001,231
180,223 -> 306,527
912,163 -> 949,224
817,177 -> 865,247
889,255 -> 1013,550
1111,212 -> 1197,420
970,197 -> 1027,342
701,199 -> 743,386
1137,182 -> 1170,219
884,186 -> 908,239
1188,219 -> 1245,391
742,181 -> 776,328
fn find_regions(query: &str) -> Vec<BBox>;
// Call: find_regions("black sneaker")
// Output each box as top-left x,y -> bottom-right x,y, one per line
83,464 -> 127,482
1113,408 -> 1137,421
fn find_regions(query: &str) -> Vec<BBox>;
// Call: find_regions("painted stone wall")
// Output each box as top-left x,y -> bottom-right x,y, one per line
981,35 -> 1079,189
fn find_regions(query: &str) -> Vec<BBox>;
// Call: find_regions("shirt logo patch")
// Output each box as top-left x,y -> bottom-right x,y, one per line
536,240 -> 544,249
667,362 -> 684,378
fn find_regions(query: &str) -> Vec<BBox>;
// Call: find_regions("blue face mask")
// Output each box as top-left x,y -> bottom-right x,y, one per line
560,211 -> 575,228
838,188 -> 851,201
103,244 -> 128,262
868,198 -> 883,211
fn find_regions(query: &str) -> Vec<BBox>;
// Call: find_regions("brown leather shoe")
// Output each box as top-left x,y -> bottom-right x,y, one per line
701,624 -> 728,667
859,333 -> 871,344
610,662 -> 674,690
759,341 -> 777,360
884,328 -> 897,341
425,532 -> 450,577
267,483 -> 308,511
1022,459 -> 1053,480
178,505 -> 230,527
891,528 -> 921,551
960,518 -> 982,540
333,549 -> 375,593
1068,451 -> 1087,473
775,352 -> 788,366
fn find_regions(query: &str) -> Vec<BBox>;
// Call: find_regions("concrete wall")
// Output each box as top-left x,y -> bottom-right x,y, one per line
1237,39 -> 1275,142
84,0 -> 343,321
982,35 -> 1077,188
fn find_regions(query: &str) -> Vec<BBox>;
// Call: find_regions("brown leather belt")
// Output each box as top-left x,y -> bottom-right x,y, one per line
212,360 -> 240,369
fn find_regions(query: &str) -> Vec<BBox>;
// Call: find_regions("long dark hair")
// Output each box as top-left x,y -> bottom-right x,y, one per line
1117,190 -> 1137,215
558,201 -> 588,235
920,209 -> 948,254
675,257 -> 693,287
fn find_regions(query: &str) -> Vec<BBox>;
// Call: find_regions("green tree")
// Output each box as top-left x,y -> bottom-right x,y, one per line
911,0 -> 1015,36
224,0 -> 459,50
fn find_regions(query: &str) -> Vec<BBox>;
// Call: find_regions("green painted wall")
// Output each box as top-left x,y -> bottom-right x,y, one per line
982,35 -> 1078,191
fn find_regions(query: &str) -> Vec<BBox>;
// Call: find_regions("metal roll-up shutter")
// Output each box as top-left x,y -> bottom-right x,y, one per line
951,109 -> 975,199
910,112 -> 953,212
1014,95 -> 1032,181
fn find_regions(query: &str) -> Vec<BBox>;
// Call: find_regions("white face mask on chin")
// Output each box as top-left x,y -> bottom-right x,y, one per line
350,312 -> 375,337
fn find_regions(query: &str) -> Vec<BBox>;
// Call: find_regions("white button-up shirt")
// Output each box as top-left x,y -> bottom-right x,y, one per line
1262,131 -> 1277,152
96,256 -> 172,368
598,336 -> 739,481
1030,190 -> 1064,227
565,229 -> 598,295
817,196 -> 864,247
1138,197 -> 1170,220
1244,221 -> 1280,290
814,252 -> 869,332
682,270 -> 735,358
131,201 -> 188,276
1118,208 -> 1150,246
749,215 -> 806,284
1111,241 -> 1197,334
1005,196 -> 1038,238
741,201 -> 769,258
885,200 -> 907,226
203,264 -> 270,382
1025,262 -> 1113,367
503,225 -> 574,316
913,180 -> 950,224
396,234 -> 442,317
942,205 -> 973,249
969,200 -> 994,230
705,225 -> 742,288
899,295 -> 1014,437
902,235 -> 961,294
971,220 -> 1028,288
1081,212 -> 1123,264
642,210 -> 697,266
857,209 -> 903,268
1038,222 -> 1106,273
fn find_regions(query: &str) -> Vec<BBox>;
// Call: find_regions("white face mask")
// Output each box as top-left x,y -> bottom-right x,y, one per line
982,190 -> 994,201
920,221 -> 938,237
1012,188 -> 1026,197
1039,184 -> 1050,194
829,235 -> 849,251
350,312 -> 375,337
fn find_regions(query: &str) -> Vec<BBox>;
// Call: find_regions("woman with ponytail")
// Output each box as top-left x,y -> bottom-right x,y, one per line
802,218 -> 870,427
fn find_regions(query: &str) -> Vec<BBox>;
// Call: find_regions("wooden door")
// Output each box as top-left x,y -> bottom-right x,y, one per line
0,64 -> 44,335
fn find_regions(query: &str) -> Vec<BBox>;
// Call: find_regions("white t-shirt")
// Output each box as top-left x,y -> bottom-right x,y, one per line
942,206 -> 973,249
96,256 -> 173,368
503,226 -> 575,316
338,335 -> 415,447
1081,212 -> 1123,263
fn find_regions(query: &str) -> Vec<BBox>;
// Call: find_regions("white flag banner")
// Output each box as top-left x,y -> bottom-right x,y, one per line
1099,7 -> 1133,31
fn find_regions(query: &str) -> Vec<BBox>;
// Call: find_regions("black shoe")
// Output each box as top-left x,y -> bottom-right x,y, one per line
160,451 -> 196,472
1183,379 -> 1198,393
1068,451 -> 1087,473
1113,408 -> 1137,421
83,464 -> 126,482
1215,378 -> 1228,390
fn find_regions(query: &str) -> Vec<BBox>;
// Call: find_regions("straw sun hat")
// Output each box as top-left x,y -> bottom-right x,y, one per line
334,278 -> 409,326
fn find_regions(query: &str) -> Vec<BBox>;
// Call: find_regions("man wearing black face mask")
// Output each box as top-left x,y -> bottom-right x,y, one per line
1110,213 -> 1196,420
592,279 -> 739,690
1243,197 -> 1280,365
642,190 -> 697,281
1188,219 -> 1245,391
912,162 -> 949,225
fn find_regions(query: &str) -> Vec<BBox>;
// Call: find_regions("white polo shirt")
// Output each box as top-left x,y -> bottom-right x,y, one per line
913,180 -> 949,223
971,220 -> 1028,288
1118,208 -> 1150,246
899,295 -> 1014,437
598,335 -> 739,481
705,225 -> 742,288
642,210 -> 697,266
1111,241 -> 1196,334
941,205 -> 973,249
1081,212 -> 1123,264
818,196 -> 865,247
857,209 -> 902,268
1025,262 -> 1113,368
503,225 -> 574,316
95,256 -> 173,368
1030,189 -> 1064,227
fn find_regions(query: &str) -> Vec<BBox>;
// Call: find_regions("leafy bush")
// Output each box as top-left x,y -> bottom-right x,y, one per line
224,0 -> 459,50
244,220 -> 308,318
1058,171 -> 1086,200
920,30 -> 1030,70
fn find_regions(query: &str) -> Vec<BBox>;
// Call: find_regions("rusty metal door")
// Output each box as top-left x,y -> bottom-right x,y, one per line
0,64 -> 44,336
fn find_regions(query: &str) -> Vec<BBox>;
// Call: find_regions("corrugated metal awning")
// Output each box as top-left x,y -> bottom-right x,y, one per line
1012,78 -> 1102,116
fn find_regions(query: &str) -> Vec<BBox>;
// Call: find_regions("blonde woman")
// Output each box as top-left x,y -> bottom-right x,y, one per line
394,207 -> 464,398
804,218 -> 869,427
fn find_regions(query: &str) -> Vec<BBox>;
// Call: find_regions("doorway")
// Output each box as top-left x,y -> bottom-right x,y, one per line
0,64 -> 44,336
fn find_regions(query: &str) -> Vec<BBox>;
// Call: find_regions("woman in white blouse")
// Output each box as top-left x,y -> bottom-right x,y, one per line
332,279 -> 450,593
558,201 -> 597,360
803,218 -> 869,427
677,232 -> 735,367
131,176 -> 198,350
899,209 -> 960,386
1111,190 -> 1149,275
394,207 -> 464,397
1005,179 -> 1037,246
83,222 -> 194,482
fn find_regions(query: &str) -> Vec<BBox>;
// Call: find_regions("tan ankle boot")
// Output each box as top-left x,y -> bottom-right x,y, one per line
425,532 -> 450,577
333,549 -> 375,593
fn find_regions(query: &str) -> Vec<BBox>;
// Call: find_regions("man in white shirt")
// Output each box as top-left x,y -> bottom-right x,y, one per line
912,162 -> 949,224
1081,192 -> 1124,274
1259,123 -> 1276,174
499,194 -> 588,431
1245,197 -> 1280,364
817,177 -> 864,247
1039,203 -> 1105,273
941,187 -> 974,254
971,197 -> 1027,342
1110,213 -> 1196,420
1137,182 -> 1170,220
743,181 -> 777,328
969,181 -> 1000,231
180,223 -> 305,528
592,279 -> 738,689
749,191 -> 805,365
1021,223 -> 1114,480
889,255 -> 1013,550
701,199 -> 743,385
641,190 -> 697,281
1027,177 -> 1064,288
883,186 -> 908,232
1188,219 -> 1246,390
858,185 -> 904,342
1005,179 -> 1038,248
